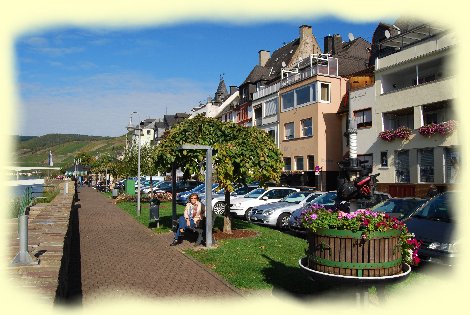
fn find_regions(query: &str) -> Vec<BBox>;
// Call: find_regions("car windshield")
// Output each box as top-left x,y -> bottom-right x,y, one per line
411,193 -> 454,222
311,192 -> 337,205
282,191 -> 311,203
372,199 -> 426,217
244,188 -> 266,198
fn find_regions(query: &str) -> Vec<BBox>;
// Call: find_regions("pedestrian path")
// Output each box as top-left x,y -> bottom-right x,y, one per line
76,187 -> 241,304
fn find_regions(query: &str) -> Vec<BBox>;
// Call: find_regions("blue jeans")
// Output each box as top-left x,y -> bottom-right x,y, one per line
174,216 -> 195,240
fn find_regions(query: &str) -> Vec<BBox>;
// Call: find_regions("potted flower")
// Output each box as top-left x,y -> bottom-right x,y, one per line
419,120 -> 457,137
394,126 -> 412,140
378,130 -> 395,142
300,205 -> 420,277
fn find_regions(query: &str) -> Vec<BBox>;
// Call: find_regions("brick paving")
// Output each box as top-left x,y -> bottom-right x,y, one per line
76,187 -> 242,304
7,183 -> 242,308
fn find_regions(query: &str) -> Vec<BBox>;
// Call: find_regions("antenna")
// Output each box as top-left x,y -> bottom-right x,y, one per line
348,33 -> 355,41
384,30 -> 391,38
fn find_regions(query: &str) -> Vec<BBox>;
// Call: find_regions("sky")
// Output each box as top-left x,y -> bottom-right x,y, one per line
14,16 -> 389,137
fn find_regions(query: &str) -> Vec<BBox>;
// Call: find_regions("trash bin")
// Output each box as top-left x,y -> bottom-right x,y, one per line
149,197 -> 161,228
124,179 -> 136,195
112,189 -> 119,199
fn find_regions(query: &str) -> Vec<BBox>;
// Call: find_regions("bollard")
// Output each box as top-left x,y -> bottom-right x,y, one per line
64,182 -> 69,195
11,213 -> 37,266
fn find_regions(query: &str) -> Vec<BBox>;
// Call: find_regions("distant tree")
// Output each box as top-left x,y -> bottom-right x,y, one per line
154,115 -> 283,233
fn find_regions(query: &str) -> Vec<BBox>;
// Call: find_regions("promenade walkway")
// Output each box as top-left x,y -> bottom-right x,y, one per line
7,184 -> 242,308
73,186 -> 242,304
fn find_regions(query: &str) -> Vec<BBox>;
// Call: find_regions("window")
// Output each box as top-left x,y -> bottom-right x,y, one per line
295,156 -> 304,170
320,82 -> 330,102
147,130 -> 151,135
380,151 -> 388,167
307,155 -> 315,170
281,84 -> 316,112
444,147 -> 459,183
283,157 -> 292,171
395,150 -> 410,183
267,129 -> 276,142
383,109 -> 414,130
265,98 -> 278,117
301,118 -> 312,137
418,148 -> 434,183
357,154 -> 373,168
284,122 -> 294,140
295,85 -> 311,106
354,108 -> 372,128
281,91 -> 294,111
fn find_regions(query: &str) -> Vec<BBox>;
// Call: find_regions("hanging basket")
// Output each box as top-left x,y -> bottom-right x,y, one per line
307,228 -> 402,277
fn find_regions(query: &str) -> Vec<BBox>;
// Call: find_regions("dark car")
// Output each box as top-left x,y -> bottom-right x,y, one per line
371,197 -> 427,220
404,192 -> 457,266
288,191 -> 390,234
156,180 -> 204,194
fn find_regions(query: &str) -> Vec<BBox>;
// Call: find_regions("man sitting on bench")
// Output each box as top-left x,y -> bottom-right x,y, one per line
170,193 -> 205,246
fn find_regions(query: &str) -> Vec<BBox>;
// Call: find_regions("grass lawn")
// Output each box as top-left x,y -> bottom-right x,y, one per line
113,195 -> 447,300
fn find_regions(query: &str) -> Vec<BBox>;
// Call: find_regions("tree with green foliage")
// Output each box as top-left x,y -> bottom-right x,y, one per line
122,144 -> 160,195
154,115 -> 283,233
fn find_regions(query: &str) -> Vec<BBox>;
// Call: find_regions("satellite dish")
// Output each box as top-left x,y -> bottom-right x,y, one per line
281,61 -> 286,67
384,30 -> 391,38
348,32 -> 355,41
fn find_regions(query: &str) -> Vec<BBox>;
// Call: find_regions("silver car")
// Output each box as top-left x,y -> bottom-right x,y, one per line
249,191 -> 324,230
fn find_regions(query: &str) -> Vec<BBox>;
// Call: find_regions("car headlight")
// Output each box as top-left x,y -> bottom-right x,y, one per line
428,242 -> 458,253
264,210 -> 274,216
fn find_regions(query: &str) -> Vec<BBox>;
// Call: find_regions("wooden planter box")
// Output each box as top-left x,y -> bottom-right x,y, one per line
307,228 -> 402,277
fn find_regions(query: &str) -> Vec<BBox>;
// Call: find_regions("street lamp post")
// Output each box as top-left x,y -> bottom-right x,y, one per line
127,113 -> 142,216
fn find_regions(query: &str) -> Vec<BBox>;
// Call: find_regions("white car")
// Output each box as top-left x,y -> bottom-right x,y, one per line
230,186 -> 299,220
203,185 -> 258,215
249,191 -> 324,230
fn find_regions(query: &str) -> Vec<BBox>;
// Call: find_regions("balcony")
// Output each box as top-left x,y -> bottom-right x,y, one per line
253,82 -> 280,100
280,55 -> 338,88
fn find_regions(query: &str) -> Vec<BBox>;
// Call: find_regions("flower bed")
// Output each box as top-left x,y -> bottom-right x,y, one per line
378,126 -> 412,142
418,120 -> 457,137
300,205 -> 420,276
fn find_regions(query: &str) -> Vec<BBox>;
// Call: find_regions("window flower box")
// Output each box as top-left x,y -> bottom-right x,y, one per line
378,126 -> 412,142
418,120 -> 457,137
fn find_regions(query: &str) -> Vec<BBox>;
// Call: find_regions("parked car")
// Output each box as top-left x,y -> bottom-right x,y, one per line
176,183 -> 218,205
230,186 -> 299,220
288,191 -> 390,234
142,181 -> 172,194
370,197 -> 427,220
203,184 -> 258,214
404,192 -> 457,266
249,191 -> 324,230
155,180 -> 204,194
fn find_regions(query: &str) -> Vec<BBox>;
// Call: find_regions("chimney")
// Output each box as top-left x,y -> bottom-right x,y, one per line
259,50 -> 270,67
324,34 -> 342,55
299,25 -> 312,42
324,35 -> 334,54
333,34 -> 342,53
229,86 -> 238,95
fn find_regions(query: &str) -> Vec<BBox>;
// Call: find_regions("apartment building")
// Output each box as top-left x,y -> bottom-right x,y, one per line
278,54 -> 348,189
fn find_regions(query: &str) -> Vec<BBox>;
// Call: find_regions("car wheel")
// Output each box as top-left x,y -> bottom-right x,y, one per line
213,201 -> 225,215
245,208 -> 253,221
277,213 -> 291,230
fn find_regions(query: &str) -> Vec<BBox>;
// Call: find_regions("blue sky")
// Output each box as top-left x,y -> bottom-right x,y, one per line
15,16 -> 390,137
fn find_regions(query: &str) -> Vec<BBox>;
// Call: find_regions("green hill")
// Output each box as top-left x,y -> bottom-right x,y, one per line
13,133 -> 127,169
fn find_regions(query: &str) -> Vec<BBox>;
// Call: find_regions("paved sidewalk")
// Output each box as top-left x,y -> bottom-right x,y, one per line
76,187 -> 242,304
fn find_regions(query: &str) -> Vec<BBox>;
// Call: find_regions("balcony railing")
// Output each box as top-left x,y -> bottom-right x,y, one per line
280,56 -> 338,88
253,82 -> 281,100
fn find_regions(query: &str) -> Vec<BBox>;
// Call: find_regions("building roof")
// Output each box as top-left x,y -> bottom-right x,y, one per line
333,37 -> 372,76
242,65 -> 271,85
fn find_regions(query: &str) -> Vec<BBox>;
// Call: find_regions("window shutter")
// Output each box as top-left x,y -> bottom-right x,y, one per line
419,148 -> 434,182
